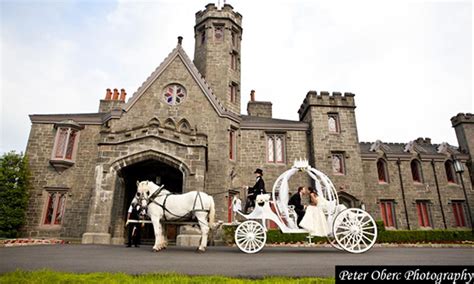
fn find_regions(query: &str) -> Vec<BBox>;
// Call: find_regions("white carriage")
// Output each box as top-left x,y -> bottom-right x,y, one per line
234,160 -> 378,254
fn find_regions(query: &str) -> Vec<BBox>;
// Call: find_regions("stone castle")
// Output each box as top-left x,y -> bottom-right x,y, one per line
23,3 -> 473,244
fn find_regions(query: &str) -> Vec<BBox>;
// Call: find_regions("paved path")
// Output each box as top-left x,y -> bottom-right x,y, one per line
0,245 -> 472,278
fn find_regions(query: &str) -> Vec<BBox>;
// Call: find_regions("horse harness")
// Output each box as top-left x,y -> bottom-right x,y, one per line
145,187 -> 209,222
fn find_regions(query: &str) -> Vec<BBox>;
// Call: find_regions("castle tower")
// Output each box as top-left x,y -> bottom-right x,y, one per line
298,91 -> 366,206
451,113 -> 474,184
194,3 -> 243,114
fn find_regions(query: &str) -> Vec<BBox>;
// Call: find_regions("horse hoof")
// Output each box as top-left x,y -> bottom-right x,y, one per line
196,248 -> 206,253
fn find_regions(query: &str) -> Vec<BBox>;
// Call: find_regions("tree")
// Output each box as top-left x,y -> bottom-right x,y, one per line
0,151 -> 29,238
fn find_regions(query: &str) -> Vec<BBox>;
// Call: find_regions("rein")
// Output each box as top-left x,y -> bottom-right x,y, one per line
143,184 -> 209,222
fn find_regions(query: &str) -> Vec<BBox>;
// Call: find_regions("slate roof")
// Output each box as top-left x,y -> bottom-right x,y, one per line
240,115 -> 309,131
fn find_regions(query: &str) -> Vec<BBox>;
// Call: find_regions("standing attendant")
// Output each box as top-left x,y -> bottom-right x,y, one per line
243,168 -> 266,213
126,202 -> 143,247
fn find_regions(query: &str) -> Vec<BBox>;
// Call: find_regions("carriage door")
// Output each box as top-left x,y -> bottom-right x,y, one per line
120,159 -> 183,244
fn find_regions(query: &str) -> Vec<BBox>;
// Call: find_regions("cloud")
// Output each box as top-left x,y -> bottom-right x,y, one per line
0,0 -> 471,154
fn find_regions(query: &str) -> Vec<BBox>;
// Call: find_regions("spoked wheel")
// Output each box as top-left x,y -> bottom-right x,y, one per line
333,208 -> 378,254
326,234 -> 344,251
234,220 -> 267,254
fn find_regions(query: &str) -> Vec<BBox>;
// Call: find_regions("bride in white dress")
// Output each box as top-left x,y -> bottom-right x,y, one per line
299,187 -> 330,236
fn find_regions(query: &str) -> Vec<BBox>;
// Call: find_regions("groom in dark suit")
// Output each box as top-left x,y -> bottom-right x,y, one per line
288,186 -> 306,225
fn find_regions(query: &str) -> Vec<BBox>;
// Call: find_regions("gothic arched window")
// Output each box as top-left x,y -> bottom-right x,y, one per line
377,159 -> 389,183
411,159 -> 423,183
444,160 -> 457,184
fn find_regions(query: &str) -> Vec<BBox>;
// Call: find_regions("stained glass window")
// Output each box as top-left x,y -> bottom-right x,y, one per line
163,84 -> 187,106
43,191 -> 67,226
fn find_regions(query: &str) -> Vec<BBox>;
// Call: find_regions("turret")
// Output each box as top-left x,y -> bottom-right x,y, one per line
193,3 -> 243,114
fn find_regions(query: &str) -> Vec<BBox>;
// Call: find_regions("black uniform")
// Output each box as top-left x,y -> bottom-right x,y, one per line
244,176 -> 266,213
127,204 -> 142,247
288,192 -> 305,225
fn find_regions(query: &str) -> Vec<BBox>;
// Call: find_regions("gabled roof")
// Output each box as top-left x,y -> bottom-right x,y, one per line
123,42 -> 240,123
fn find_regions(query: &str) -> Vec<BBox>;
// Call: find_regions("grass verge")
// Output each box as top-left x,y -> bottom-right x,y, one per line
0,270 -> 335,284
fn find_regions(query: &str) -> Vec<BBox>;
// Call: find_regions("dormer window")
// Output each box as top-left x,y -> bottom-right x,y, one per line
50,120 -> 82,171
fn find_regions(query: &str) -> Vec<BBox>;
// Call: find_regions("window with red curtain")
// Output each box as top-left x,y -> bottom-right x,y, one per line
43,191 -> 67,225
411,160 -> 423,183
379,201 -> 396,227
377,159 -> 389,183
452,201 -> 467,227
416,201 -> 431,227
444,160 -> 457,184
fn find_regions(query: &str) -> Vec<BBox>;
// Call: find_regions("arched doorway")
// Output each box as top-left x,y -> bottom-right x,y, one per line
111,159 -> 184,244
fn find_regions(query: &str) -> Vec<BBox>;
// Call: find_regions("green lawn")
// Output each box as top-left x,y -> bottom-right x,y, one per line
0,270 -> 334,284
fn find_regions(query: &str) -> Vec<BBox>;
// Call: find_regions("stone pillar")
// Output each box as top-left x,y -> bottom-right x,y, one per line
82,164 -> 117,244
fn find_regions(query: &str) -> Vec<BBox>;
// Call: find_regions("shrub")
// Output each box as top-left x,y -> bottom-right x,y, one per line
222,224 -> 472,245
0,151 -> 30,238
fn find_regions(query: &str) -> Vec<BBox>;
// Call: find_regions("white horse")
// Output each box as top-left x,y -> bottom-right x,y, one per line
133,181 -> 215,252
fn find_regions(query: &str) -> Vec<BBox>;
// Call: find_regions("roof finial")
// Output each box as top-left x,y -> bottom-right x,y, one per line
178,36 -> 183,45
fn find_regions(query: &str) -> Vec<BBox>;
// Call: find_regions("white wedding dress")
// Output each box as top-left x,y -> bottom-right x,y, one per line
299,195 -> 330,236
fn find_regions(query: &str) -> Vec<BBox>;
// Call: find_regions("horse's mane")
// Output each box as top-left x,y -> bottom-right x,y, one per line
142,180 -> 171,195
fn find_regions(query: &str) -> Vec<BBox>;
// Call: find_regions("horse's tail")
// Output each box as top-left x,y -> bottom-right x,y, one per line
208,196 -> 215,227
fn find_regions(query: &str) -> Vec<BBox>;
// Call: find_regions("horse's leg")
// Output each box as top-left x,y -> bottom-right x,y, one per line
195,212 -> 209,252
151,217 -> 164,252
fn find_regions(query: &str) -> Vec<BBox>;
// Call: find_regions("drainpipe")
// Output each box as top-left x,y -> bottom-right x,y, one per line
431,159 -> 447,229
397,158 -> 410,230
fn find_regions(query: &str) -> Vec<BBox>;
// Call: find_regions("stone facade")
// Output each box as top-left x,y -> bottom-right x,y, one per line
22,4 -> 473,243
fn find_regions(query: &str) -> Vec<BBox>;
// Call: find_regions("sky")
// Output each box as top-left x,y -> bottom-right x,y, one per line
0,0 -> 472,155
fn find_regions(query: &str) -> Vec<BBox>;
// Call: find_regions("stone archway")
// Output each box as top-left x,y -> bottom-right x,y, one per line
110,159 -> 185,244
82,149 -> 198,245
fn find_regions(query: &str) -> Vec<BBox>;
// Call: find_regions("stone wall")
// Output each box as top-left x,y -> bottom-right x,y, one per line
23,123 -> 100,240
299,91 -> 366,209
361,156 -> 472,229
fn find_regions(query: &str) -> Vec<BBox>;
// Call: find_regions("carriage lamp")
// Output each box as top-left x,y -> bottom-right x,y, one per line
453,160 -> 464,173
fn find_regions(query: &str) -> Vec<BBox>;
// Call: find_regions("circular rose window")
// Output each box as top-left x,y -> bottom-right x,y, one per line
163,84 -> 187,106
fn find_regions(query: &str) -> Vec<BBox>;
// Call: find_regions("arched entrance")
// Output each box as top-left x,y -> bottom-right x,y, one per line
110,159 -> 184,244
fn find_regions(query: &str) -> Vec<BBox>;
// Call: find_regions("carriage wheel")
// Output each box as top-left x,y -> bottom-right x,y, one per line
326,234 -> 344,251
234,220 -> 267,254
333,208 -> 377,254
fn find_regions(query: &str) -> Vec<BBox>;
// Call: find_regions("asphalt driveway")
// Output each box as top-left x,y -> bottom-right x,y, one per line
0,245 -> 472,278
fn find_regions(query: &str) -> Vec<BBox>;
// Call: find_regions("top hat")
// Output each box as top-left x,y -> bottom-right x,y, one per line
254,168 -> 263,175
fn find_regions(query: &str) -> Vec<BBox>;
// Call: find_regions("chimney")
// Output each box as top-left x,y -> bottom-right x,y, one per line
250,90 -> 255,102
105,88 -> 112,100
112,89 -> 119,100
247,90 -> 272,118
99,88 -> 125,113
119,89 -> 127,102
178,36 -> 183,45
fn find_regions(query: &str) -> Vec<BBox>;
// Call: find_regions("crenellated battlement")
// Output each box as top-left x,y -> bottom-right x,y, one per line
451,112 -> 474,127
298,90 -> 356,120
195,3 -> 242,27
